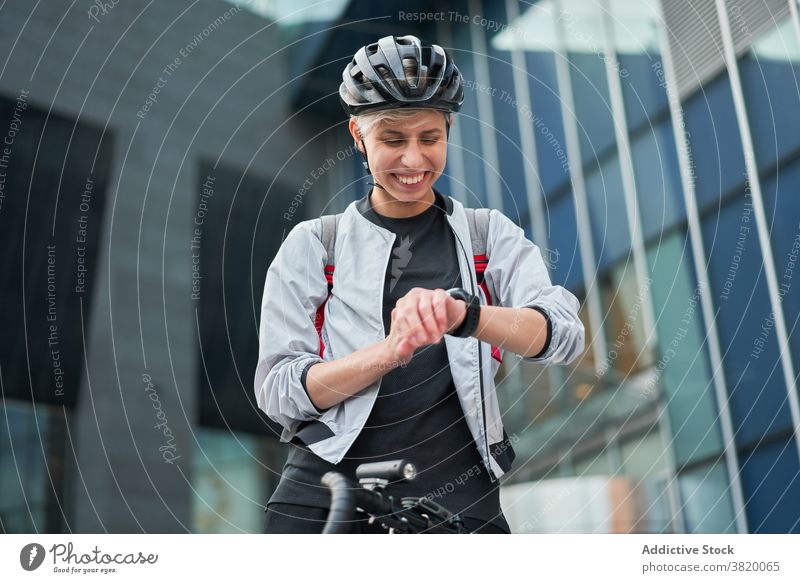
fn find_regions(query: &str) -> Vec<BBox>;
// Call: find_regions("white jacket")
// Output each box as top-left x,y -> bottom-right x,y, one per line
255,193 -> 584,480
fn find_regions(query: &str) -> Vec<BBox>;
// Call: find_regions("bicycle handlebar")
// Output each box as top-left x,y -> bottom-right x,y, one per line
320,471 -> 356,534
321,459 -> 469,534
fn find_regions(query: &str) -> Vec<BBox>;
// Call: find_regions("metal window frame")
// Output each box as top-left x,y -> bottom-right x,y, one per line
792,0 -> 800,44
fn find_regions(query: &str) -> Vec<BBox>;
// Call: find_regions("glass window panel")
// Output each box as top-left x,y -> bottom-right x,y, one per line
740,15 -> 800,170
619,430 -> 667,478
598,259 -> 655,378
551,0 -> 616,166
739,436 -> 800,533
630,121 -> 686,242
526,52 -> 573,198
762,160 -> 800,364
647,232 -> 724,464
586,155 -> 631,270
683,74 -> 746,208
487,9 -> 530,224
609,0 -> 669,129
222,0 -> 348,24
547,192 -> 583,290
0,401 -> 64,533
496,358 -> 558,439
702,196 -> 792,445
192,429 -> 268,533
573,448 -> 612,477
679,460 -> 737,533
449,1 -> 487,208
617,431 -> 672,533
565,291 -> 597,381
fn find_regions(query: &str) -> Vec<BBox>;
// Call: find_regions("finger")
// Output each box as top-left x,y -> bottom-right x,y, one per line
401,304 -> 426,345
417,293 -> 440,342
396,337 -> 417,363
432,289 -> 449,335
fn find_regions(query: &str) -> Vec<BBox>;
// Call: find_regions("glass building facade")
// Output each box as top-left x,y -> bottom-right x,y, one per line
1,0 -> 798,533
432,0 -> 800,533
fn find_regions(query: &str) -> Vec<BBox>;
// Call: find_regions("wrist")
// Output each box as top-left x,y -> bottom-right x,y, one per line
446,288 -> 481,338
377,337 -> 405,370
449,302 -> 467,332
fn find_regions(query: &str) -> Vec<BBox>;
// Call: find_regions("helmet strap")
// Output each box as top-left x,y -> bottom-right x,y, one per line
359,143 -> 389,192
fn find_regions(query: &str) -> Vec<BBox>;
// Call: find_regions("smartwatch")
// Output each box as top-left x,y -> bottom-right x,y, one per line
446,288 -> 481,338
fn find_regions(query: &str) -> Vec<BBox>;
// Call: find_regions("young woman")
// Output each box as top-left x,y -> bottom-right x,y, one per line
256,35 -> 585,533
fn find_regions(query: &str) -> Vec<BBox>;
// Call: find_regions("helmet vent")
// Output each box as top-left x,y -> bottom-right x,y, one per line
402,58 -> 418,83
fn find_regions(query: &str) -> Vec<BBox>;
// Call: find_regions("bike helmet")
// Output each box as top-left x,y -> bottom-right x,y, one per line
340,35 -> 464,116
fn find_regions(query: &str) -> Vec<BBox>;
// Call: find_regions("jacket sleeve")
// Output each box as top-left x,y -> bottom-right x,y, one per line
254,219 -> 329,432
483,209 -> 585,365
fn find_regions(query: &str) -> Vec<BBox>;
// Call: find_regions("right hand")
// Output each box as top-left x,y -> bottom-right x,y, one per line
385,288 -> 466,365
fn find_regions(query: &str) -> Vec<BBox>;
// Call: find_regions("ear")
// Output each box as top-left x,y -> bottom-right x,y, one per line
348,116 -> 365,153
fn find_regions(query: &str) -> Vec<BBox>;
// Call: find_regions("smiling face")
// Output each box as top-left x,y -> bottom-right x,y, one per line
349,109 -> 449,218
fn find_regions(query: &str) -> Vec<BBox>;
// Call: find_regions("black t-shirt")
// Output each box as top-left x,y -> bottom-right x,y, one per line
268,191 -> 509,533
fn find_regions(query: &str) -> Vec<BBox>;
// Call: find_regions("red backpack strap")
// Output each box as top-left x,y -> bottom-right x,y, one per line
466,207 -> 502,363
473,253 -> 502,363
314,215 -> 341,357
314,266 -> 334,357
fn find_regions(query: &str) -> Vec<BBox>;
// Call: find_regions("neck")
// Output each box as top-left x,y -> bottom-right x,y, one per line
369,187 -> 436,219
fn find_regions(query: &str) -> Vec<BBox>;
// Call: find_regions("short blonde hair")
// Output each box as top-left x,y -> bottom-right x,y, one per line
353,108 -> 450,139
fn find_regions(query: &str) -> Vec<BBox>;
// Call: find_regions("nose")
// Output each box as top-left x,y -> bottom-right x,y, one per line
401,139 -> 424,168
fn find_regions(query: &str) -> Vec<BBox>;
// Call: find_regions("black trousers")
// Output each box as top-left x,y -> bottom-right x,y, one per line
264,502 -> 510,534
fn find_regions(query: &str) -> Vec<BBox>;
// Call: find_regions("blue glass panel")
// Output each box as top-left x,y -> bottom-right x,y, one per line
740,17 -> 800,171
547,193 -> 583,290
631,121 -> 686,242
647,233 -> 723,464
618,52 -> 670,131
682,74 -> 746,208
525,51 -> 572,198
569,52 -> 617,167
449,15 -> 487,208
608,0 -> 670,131
586,155 -> 630,271
702,196 -> 791,444
762,160 -> 800,364
679,460 -> 737,533
739,436 -> 800,533
487,17 -> 530,224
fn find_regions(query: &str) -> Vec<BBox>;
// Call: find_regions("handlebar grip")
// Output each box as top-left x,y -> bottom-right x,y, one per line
355,459 -> 417,481
321,471 -> 355,534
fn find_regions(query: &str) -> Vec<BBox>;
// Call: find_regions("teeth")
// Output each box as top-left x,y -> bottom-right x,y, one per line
396,173 -> 425,185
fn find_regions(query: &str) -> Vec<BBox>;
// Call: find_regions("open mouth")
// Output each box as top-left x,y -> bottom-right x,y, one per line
391,171 -> 429,186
